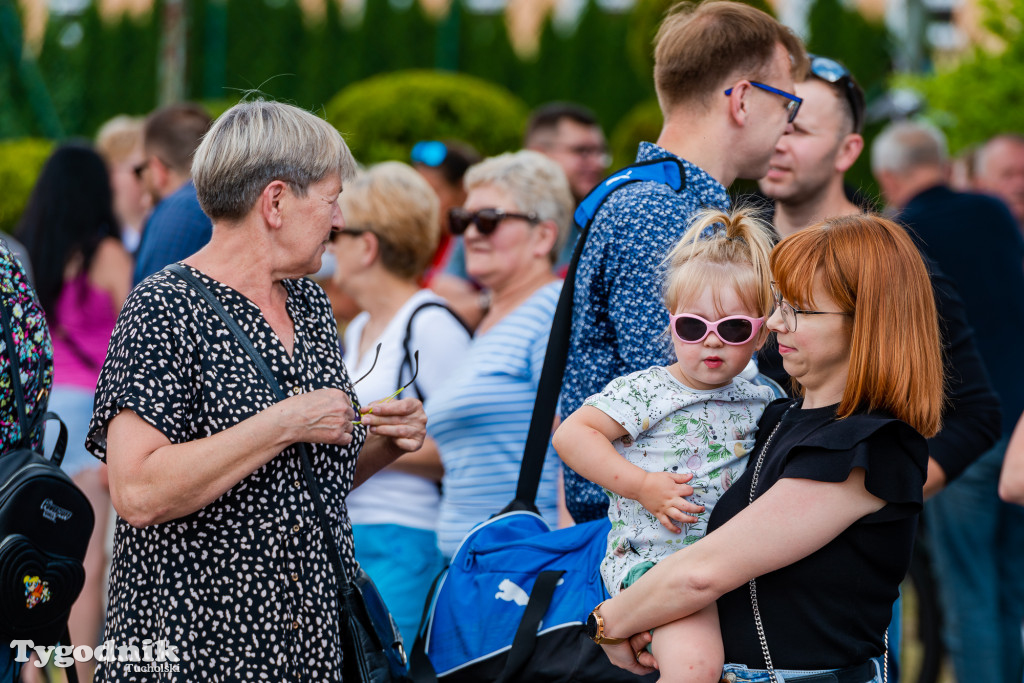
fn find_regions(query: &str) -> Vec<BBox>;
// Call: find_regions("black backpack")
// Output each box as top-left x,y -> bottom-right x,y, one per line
0,294 -> 94,648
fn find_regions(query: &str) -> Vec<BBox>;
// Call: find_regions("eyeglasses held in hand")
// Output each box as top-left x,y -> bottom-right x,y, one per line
670,313 -> 765,346
724,81 -> 803,123
448,207 -> 540,236
808,54 -> 865,133
770,282 -> 850,332
352,350 -> 420,425
352,343 -> 382,386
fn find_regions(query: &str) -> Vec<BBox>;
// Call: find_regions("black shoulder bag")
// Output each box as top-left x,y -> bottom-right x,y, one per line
165,264 -> 410,683
0,296 -> 93,681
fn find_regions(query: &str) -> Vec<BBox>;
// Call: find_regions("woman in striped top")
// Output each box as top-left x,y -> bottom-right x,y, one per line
426,150 -> 574,558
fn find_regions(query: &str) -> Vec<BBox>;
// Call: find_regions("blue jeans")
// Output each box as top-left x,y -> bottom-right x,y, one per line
720,657 -> 884,682
352,523 -> 445,645
925,436 -> 1024,683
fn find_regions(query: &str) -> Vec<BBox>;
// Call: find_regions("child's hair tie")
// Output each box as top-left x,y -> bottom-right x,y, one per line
698,222 -> 744,244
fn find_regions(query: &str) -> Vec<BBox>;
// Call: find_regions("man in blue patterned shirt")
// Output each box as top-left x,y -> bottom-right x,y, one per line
133,103 -> 213,285
561,0 -> 808,522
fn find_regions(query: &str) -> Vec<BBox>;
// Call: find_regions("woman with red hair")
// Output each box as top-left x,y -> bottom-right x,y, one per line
589,214 -> 943,683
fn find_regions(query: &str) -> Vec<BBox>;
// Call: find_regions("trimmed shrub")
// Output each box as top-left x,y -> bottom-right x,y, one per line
324,70 -> 528,165
0,139 -> 54,235
609,99 -> 662,169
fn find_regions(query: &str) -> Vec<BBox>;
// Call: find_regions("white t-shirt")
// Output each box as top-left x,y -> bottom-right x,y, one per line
583,365 -> 774,595
344,289 -> 472,530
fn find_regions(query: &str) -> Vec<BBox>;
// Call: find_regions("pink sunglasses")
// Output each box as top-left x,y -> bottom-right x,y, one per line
669,313 -> 765,345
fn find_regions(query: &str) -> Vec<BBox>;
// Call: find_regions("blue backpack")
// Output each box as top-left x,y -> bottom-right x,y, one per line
410,159 -> 685,683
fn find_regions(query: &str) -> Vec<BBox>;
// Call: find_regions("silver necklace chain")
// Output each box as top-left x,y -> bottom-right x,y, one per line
744,402 -> 887,683
746,403 -> 795,683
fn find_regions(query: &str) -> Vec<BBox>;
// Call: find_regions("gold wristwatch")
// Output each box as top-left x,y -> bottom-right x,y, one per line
585,601 -> 627,644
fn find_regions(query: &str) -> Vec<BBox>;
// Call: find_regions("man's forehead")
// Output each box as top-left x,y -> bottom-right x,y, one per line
556,118 -> 603,141
795,80 -> 845,120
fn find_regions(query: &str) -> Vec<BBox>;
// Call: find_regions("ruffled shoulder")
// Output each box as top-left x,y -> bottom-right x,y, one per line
783,411 -> 928,521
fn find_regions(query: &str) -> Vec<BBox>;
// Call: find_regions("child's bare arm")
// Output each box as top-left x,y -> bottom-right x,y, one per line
553,406 -> 702,532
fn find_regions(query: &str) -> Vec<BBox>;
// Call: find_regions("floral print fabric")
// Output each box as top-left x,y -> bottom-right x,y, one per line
584,366 -> 773,595
0,242 -> 52,452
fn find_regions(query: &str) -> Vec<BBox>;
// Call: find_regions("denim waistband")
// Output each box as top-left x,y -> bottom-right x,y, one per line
721,658 -> 881,683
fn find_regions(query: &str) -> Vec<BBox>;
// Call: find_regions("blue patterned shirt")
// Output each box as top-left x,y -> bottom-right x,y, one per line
560,142 -> 731,522
133,181 -> 213,285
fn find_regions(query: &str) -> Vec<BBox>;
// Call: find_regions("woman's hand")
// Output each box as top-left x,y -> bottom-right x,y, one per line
601,638 -> 657,675
630,632 -> 658,670
359,397 -> 427,454
637,471 -> 703,533
277,388 -> 356,446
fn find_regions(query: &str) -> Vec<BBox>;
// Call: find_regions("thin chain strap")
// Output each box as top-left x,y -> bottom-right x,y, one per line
883,629 -> 888,683
746,403 -> 796,683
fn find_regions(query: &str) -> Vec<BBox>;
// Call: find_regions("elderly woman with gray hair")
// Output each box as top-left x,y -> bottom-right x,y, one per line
425,150 -> 574,558
330,161 -> 472,644
85,100 -> 426,682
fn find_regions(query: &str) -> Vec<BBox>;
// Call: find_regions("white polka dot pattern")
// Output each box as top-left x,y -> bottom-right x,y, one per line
86,265 -> 363,681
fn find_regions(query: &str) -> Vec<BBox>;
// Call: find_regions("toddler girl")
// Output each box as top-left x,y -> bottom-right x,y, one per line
554,208 -> 777,683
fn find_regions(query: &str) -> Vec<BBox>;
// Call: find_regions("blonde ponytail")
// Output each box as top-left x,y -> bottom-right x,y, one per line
663,205 -> 777,328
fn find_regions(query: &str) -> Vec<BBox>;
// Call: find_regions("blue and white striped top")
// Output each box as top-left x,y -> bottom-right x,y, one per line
428,281 -> 562,558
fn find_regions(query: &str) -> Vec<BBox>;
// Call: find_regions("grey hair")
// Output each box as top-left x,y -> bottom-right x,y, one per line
976,133 -> 1024,179
464,150 -> 574,263
192,100 -> 357,221
871,120 -> 948,175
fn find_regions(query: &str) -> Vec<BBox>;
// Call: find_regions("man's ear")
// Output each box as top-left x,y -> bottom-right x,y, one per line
835,134 -> 865,174
727,81 -> 751,127
149,156 -> 171,192
261,180 -> 289,228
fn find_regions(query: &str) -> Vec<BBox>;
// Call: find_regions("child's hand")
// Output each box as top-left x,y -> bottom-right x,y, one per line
637,471 -> 704,533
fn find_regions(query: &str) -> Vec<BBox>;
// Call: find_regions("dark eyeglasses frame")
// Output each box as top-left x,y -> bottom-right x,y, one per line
770,283 -> 849,332
808,54 -> 864,133
448,207 -> 541,236
724,81 -> 803,123
329,227 -> 371,242
132,159 -> 150,180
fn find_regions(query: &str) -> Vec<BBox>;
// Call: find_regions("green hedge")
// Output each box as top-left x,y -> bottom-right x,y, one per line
324,70 -> 528,165
609,99 -> 663,170
0,139 -> 54,234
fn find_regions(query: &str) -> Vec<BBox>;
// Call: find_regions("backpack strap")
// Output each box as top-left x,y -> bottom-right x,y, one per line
397,301 -> 472,403
507,157 -> 686,512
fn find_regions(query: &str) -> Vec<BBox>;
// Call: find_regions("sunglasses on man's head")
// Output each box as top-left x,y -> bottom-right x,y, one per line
808,54 -> 864,132
670,313 -> 765,346
448,207 -> 540,236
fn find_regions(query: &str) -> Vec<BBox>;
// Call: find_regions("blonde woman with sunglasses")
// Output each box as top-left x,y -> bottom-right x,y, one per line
426,150 -> 573,559
329,161 -> 472,645
554,207 -> 777,683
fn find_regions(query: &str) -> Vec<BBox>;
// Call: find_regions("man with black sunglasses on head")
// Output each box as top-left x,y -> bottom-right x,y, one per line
560,0 -> 808,525
758,55 -> 999,497
757,56 -> 1002,679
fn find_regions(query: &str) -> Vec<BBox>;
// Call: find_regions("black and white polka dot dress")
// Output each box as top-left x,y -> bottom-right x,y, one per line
86,265 -> 365,682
